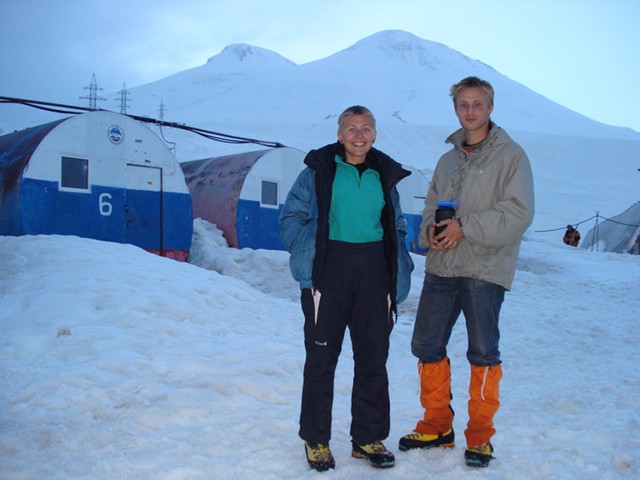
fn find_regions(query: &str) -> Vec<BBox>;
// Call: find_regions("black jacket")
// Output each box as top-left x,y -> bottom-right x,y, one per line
304,142 -> 411,312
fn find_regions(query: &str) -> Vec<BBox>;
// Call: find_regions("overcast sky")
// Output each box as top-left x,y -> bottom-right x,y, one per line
1,0 -> 639,133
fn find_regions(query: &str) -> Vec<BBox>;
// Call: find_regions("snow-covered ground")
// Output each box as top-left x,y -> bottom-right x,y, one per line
1,219 -> 638,479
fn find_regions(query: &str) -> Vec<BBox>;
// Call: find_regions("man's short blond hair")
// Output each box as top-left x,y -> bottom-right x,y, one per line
450,76 -> 495,106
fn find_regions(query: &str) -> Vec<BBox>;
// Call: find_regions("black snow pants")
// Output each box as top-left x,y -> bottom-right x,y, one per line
299,240 -> 393,445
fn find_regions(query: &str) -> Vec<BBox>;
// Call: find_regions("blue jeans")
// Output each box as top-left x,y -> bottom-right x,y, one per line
411,274 -> 505,366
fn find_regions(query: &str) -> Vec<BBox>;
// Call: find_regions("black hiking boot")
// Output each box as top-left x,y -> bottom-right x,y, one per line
304,441 -> 335,471
351,440 -> 395,468
465,443 -> 494,468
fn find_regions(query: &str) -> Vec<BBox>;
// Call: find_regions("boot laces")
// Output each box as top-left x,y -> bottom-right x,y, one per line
308,443 -> 332,462
361,440 -> 388,454
403,430 -> 449,441
467,444 -> 493,456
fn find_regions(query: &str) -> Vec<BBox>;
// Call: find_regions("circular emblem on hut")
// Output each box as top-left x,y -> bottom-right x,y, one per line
107,125 -> 124,144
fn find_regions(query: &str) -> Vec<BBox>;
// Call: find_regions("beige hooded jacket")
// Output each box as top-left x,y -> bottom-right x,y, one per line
419,124 -> 535,290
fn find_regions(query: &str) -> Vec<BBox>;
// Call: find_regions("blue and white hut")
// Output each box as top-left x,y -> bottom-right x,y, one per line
0,111 -> 193,260
181,147 -> 306,250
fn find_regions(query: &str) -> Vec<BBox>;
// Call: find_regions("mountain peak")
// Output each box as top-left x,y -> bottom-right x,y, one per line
331,29 -> 460,71
366,29 -> 429,45
206,44 -> 296,71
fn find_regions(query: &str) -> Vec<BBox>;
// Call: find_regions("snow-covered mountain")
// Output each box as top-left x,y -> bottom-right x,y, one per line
125,30 -> 636,139
1,29 -> 638,234
91,30 -> 640,234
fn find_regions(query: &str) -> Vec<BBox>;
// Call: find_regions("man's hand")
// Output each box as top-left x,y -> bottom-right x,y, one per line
428,219 -> 464,250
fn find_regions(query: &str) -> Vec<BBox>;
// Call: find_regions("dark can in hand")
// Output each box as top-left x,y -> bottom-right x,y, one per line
434,200 -> 457,236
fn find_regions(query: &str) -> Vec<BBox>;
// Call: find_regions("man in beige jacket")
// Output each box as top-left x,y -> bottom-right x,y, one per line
399,76 -> 535,468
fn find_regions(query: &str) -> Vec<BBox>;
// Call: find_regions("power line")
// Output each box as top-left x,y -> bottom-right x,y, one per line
535,213 -> 640,233
535,215 -> 598,233
0,95 -> 285,149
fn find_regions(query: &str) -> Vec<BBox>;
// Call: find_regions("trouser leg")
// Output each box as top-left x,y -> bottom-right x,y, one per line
414,357 -> 454,435
409,274 -> 459,435
411,274 -> 461,363
465,364 -> 502,446
458,277 -> 504,446
299,287 -> 346,444
460,277 -> 504,366
348,244 -> 391,444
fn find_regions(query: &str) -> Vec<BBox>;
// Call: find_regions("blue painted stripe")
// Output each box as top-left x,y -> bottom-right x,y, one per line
1,178 -> 192,253
236,199 -> 285,250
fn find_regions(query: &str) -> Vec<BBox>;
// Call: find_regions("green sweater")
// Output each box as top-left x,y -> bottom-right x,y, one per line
329,156 -> 385,243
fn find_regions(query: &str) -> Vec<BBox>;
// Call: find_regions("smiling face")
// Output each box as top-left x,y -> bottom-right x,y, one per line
454,86 -> 494,142
337,114 -> 376,164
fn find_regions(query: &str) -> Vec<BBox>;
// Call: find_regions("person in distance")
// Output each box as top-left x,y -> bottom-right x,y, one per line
563,224 -> 580,247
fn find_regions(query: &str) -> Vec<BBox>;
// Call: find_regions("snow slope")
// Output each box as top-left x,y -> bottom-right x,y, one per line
1,221 -> 639,479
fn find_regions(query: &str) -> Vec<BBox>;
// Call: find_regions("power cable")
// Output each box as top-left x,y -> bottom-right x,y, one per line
536,214 -> 640,233
534,215 -> 597,233
0,96 -> 286,149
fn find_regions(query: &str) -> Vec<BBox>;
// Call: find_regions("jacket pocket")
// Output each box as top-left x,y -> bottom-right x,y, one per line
288,221 -> 317,284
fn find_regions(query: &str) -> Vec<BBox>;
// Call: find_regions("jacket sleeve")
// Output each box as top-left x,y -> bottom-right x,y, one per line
279,168 -> 315,252
279,168 -> 318,288
391,187 -> 414,305
462,148 -> 535,246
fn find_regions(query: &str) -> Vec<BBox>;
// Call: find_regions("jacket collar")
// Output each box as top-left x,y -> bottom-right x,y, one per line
447,121 -> 509,151
305,142 -> 411,188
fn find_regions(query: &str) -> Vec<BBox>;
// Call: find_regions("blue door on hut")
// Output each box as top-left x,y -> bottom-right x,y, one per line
125,164 -> 162,253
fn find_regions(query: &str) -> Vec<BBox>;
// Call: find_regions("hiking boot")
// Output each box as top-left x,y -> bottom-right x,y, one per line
398,428 -> 455,451
304,441 -> 335,471
464,443 -> 494,468
351,440 -> 395,468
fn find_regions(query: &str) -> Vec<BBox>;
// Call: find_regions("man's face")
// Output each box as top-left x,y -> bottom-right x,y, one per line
454,86 -> 493,134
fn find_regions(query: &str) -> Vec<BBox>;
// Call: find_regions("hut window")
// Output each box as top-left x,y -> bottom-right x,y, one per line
61,156 -> 89,190
261,180 -> 278,207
